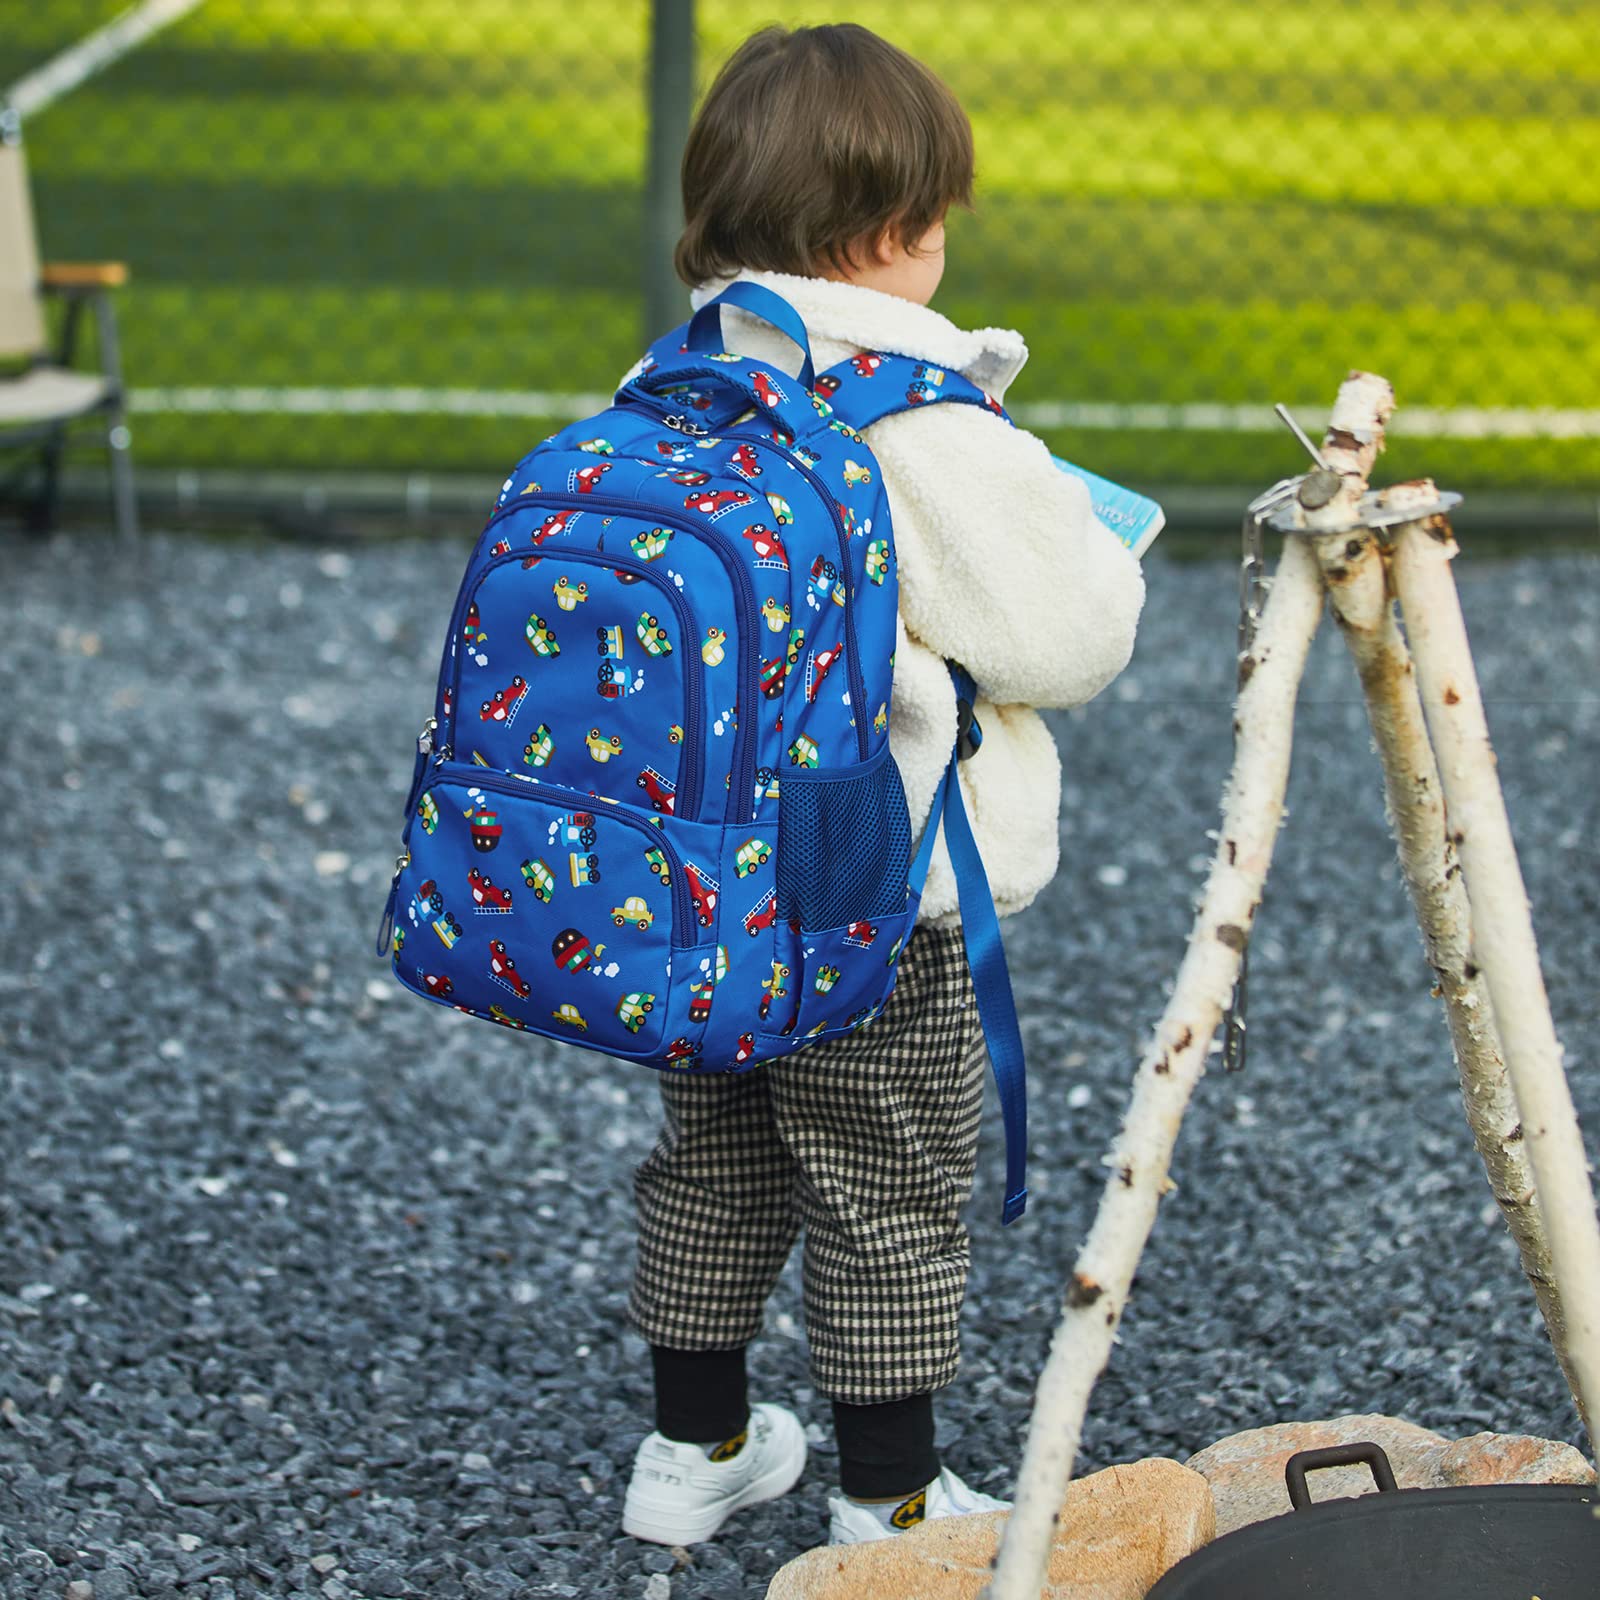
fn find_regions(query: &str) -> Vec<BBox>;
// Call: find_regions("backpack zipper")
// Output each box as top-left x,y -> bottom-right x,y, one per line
446,488 -> 762,825
444,540 -> 705,817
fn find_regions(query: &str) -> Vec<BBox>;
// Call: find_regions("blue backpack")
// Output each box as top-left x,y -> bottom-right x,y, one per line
376,283 -> 1029,1221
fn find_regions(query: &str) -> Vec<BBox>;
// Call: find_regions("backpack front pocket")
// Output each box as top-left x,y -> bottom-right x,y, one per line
392,764 -> 691,1055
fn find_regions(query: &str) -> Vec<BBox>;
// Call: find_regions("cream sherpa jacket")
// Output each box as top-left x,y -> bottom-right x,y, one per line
627,269 -> 1146,925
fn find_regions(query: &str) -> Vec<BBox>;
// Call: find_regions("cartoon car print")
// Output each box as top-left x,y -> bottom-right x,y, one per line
734,837 -> 772,878
807,555 -> 843,610
682,861 -> 719,926
788,735 -> 820,768
534,509 -> 579,544
408,878 -> 444,926
550,812 -> 597,848
758,654 -> 787,699
754,765 -> 781,803
789,444 -> 821,468
913,363 -> 945,386
553,575 -> 589,611
760,596 -> 790,632
749,370 -> 785,408
462,600 -> 487,646
828,417 -> 863,443
663,1037 -> 703,1066
702,626 -> 727,667
585,726 -> 623,763
519,857 -> 555,903
488,939 -> 530,997
842,459 -> 873,488
617,992 -> 656,1033
480,675 -> 528,724
597,661 -> 645,700
759,962 -> 790,1020
552,1003 -> 588,1032
636,613 -> 673,656
468,867 -> 513,912
730,442 -> 763,479
865,539 -> 890,585
418,792 -> 440,834
734,1032 -> 757,1064
668,723 -> 684,744
742,523 -> 788,567
813,963 -> 842,994
808,390 -> 833,418
806,642 -> 843,703
577,437 -> 614,455
612,896 -> 654,929
684,488 -> 753,518
568,851 -> 601,887
597,623 -> 625,658
573,462 -> 612,494
873,702 -> 888,734
637,767 -> 677,816
488,1005 -> 527,1030
630,527 -> 675,561
688,976 -> 715,1024
421,972 -> 454,999
525,615 -> 560,657
433,909 -> 463,949
551,927 -> 594,972
743,889 -> 778,937
845,921 -> 879,949
850,354 -> 884,378
464,803 -> 503,852
663,467 -> 710,487
644,845 -> 672,884
786,626 -> 806,667
522,724 -> 555,767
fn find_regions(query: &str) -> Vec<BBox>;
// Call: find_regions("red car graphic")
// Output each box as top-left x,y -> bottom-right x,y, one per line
734,1032 -> 756,1064
742,523 -> 788,567
535,509 -> 579,544
636,766 -> 677,816
480,675 -> 527,723
730,443 -> 763,479
750,370 -> 784,409
806,642 -> 843,703
743,889 -> 778,937
488,939 -> 531,999
467,868 -> 513,911
574,462 -> 612,493
845,921 -> 879,948
665,468 -> 711,487
850,354 -> 884,378
664,1037 -> 703,1065
684,489 -> 753,518
682,861 -> 718,926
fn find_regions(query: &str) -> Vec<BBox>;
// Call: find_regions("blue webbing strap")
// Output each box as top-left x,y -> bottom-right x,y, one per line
685,282 -> 817,391
907,663 -> 1029,1225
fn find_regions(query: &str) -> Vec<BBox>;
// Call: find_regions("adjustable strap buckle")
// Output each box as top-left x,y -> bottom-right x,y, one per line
952,663 -> 983,761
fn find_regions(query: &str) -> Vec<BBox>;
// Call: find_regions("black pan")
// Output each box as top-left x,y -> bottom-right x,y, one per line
1146,1441 -> 1600,1600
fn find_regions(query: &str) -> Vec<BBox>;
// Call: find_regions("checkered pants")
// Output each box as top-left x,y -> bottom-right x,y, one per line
629,923 -> 987,1405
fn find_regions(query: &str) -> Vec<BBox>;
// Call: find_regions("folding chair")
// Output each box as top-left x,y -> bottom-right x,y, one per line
0,127 -> 137,542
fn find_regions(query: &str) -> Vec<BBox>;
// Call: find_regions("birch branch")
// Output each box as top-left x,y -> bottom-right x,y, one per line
1306,478 -> 1582,1434
981,537 -> 1329,1600
1389,498 -> 1600,1455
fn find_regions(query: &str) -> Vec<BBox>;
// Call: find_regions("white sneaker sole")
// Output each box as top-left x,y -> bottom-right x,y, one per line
622,1409 -> 808,1546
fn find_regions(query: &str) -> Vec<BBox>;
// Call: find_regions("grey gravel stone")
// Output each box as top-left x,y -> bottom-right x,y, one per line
1,529 -> 1595,1600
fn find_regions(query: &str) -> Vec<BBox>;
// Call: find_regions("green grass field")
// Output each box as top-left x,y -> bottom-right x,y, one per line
3,0 -> 1596,490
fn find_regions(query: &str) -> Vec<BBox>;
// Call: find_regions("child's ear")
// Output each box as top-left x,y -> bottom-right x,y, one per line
868,225 -> 900,269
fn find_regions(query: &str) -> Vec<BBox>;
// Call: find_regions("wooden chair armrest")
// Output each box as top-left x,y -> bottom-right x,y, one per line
41,261 -> 130,292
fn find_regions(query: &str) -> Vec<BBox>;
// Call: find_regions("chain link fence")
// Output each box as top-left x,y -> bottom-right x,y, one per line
4,0 -> 1596,506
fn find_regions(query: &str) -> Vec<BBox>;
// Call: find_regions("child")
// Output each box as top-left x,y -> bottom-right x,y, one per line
619,22 -> 1146,1549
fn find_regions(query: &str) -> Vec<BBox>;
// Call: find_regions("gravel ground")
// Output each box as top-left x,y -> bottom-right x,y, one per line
2,524 -> 1597,1600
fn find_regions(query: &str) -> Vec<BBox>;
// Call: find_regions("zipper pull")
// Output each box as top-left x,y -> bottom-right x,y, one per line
418,716 -> 437,755
374,850 -> 409,958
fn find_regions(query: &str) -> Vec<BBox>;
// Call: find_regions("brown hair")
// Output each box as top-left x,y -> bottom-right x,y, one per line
675,24 -> 974,287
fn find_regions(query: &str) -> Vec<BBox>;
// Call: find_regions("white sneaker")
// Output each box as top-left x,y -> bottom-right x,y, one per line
827,1465 -> 1011,1545
622,1402 -> 807,1546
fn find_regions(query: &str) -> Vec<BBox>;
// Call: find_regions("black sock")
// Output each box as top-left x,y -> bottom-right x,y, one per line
832,1393 -> 940,1500
650,1344 -> 750,1446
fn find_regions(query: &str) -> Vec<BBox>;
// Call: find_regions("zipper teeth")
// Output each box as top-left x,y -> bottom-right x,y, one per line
460,484 -> 762,826
426,760 -> 695,941
743,436 -> 871,761
446,538 -> 705,817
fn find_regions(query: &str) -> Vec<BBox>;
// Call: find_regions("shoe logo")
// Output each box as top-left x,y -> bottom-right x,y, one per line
707,1429 -> 748,1463
890,1490 -> 927,1529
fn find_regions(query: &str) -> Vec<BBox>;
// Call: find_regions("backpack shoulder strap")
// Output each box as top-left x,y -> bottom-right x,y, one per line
815,351 -> 1014,432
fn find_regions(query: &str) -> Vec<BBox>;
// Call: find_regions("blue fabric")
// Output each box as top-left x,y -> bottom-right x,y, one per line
908,664 -> 1029,1225
687,282 -> 818,391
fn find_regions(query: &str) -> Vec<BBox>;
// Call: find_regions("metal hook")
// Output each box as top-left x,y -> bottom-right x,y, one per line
1273,403 -> 1329,471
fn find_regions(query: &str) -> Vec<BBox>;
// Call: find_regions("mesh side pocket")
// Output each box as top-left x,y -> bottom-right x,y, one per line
775,747 -> 912,929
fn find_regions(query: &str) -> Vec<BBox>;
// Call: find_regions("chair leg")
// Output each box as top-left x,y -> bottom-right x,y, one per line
107,406 -> 139,544
31,421 -> 66,534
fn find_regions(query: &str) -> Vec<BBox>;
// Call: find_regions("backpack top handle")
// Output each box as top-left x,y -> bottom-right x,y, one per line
684,280 -> 817,392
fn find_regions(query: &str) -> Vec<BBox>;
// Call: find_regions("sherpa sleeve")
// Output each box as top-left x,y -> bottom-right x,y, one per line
864,400 -> 1146,710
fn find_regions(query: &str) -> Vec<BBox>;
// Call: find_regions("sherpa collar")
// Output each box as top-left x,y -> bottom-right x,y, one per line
688,268 -> 1030,401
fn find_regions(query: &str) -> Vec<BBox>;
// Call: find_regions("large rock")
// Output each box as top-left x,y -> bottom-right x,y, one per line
766,1457 -> 1214,1600
1184,1413 -> 1594,1537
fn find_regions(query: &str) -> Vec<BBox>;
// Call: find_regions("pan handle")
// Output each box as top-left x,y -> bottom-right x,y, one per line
1284,1442 -> 1399,1510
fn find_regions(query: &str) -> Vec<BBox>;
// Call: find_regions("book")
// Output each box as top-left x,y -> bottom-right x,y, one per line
1050,455 -> 1165,558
